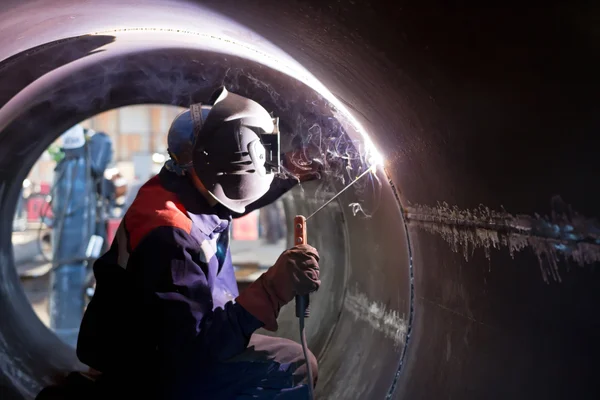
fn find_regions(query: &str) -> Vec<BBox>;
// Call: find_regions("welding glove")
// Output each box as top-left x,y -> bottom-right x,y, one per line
236,244 -> 320,331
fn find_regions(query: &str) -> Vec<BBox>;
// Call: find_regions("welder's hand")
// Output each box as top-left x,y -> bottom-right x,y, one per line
268,244 -> 321,301
236,245 -> 320,331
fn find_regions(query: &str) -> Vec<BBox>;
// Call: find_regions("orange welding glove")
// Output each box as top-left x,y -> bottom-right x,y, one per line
236,244 -> 320,331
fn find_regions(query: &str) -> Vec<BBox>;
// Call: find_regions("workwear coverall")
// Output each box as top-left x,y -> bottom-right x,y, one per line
77,167 -> 318,399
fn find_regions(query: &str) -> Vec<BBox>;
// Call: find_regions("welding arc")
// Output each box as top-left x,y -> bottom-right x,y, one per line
306,166 -> 376,221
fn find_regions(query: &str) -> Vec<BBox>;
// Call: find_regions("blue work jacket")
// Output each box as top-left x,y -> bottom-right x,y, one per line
77,167 -> 297,385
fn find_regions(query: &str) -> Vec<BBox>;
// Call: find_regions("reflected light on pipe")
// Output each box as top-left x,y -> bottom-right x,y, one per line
91,26 -> 385,171
367,146 -> 385,171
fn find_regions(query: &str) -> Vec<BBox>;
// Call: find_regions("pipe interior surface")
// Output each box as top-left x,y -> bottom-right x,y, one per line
0,1 -> 599,399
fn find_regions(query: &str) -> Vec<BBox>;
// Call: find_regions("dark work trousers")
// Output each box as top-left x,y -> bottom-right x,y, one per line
35,334 -> 318,400
169,334 -> 319,400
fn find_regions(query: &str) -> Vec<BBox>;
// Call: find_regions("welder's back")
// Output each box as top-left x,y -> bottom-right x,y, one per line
76,175 -> 193,393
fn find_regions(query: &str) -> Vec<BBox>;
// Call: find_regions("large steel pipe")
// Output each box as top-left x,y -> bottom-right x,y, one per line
0,1 -> 598,399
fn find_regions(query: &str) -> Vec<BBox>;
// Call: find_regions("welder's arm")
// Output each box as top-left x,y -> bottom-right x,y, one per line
128,228 -> 263,365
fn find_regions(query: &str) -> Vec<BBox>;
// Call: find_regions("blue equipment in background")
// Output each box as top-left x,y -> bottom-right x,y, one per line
49,126 -> 113,347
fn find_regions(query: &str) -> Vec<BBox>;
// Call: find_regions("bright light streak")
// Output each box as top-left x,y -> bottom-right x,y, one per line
91,26 -> 386,171
367,146 -> 385,169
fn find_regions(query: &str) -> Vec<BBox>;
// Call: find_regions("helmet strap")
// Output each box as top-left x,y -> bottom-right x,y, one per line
190,103 -> 204,143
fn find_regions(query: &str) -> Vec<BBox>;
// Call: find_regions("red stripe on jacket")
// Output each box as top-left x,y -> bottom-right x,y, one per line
124,176 -> 193,251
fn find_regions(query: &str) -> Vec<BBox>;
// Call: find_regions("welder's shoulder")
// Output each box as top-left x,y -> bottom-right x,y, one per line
124,176 -> 193,251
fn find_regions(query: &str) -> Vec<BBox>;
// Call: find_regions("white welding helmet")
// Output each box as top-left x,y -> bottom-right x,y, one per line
61,124 -> 85,150
192,87 -> 280,214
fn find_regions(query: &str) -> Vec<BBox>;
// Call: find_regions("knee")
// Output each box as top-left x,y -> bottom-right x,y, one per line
287,340 -> 318,386
247,335 -> 319,386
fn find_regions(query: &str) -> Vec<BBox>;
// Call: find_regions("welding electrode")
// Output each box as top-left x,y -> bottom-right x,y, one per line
294,165 -> 378,399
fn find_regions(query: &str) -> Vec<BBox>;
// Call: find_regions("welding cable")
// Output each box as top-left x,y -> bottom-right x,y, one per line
298,298 -> 315,400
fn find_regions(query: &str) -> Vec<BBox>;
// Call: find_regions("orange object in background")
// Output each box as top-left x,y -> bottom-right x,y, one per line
232,210 -> 259,241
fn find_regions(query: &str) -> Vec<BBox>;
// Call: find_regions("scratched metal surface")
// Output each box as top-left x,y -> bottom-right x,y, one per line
0,1 -> 599,399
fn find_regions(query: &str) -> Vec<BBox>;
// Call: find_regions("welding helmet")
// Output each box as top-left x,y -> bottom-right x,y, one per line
192,87 -> 281,213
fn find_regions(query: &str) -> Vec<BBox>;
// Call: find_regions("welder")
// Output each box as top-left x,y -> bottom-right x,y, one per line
76,87 -> 324,400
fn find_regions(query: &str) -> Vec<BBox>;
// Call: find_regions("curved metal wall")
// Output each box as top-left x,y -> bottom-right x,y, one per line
0,1 -> 598,399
